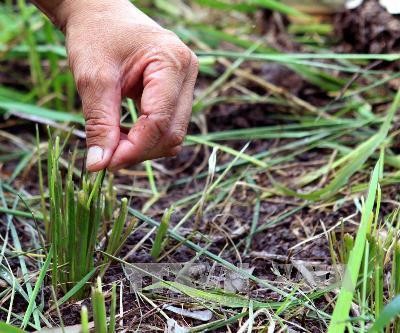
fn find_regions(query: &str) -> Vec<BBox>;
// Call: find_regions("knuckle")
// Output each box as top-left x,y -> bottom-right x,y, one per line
160,41 -> 192,72
76,72 -> 92,93
86,124 -> 108,140
84,107 -> 109,122
131,112 -> 172,145
175,46 -> 192,71
190,52 -> 199,74
167,130 -> 186,148
75,68 -> 115,93
166,145 -> 182,157
152,112 -> 172,137
85,122 -> 114,140
85,112 -> 119,145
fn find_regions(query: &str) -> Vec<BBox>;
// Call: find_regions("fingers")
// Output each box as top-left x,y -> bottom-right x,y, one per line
140,55 -> 198,160
164,54 -> 198,151
75,68 -> 122,172
108,49 -> 196,170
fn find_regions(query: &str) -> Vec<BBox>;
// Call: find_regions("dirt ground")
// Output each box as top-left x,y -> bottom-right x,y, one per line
1,0 -> 400,331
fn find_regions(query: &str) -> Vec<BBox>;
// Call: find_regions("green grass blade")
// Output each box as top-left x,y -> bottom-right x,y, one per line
327,158 -> 381,333
0,322 -> 25,333
81,306 -> 89,333
196,51 -> 400,61
0,100 -> 84,123
92,277 -> 108,333
109,283 -> 117,333
368,295 -> 400,333
276,88 -> 400,200
54,268 -> 97,309
150,206 -> 173,259
21,246 -> 53,329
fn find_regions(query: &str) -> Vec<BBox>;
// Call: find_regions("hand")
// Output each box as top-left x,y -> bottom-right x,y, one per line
45,0 -> 199,171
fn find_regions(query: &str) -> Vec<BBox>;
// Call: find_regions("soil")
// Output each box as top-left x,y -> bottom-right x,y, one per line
1,1 -> 400,332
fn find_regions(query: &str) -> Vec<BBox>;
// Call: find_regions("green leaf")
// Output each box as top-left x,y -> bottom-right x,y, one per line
368,295 -> 400,333
92,277 -> 107,333
0,101 -> 84,124
150,206 -> 173,259
0,322 -> 25,333
327,158 -> 382,333
54,268 -> 97,309
276,88 -> 400,200
81,306 -> 89,333
145,281 -> 278,309
22,246 -> 53,329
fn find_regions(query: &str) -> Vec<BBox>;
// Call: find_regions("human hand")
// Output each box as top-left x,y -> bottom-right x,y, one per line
41,0 -> 198,171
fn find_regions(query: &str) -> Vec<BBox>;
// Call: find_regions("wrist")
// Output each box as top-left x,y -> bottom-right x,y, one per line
33,0 -> 159,33
31,0 -> 76,31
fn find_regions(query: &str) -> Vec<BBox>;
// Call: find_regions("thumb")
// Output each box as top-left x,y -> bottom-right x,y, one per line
76,72 -> 121,172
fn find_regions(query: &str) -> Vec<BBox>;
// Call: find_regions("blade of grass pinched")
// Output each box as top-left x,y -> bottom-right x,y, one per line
327,158 -> 382,333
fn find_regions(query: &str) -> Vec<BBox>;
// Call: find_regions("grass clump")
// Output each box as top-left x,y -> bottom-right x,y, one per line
42,132 -> 136,298
328,155 -> 400,332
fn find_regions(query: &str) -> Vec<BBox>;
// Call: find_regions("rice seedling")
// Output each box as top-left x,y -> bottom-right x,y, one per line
81,277 -> 117,333
150,206 -> 173,259
41,132 -> 136,298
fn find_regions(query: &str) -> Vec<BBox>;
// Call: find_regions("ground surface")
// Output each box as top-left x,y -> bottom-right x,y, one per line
1,1 -> 400,332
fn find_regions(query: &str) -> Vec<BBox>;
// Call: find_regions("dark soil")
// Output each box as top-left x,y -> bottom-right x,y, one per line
1,1 -> 400,331
334,0 -> 400,55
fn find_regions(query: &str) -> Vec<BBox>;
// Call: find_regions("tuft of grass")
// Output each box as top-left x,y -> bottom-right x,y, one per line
42,132 -> 135,298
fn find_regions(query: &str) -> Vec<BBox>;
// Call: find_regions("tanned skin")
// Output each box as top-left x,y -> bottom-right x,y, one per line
32,0 -> 198,171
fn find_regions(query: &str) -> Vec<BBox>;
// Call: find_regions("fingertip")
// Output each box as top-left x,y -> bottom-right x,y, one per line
86,146 -> 113,172
86,162 -> 106,172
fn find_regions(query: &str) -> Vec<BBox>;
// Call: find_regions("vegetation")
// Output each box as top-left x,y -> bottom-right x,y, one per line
1,0 -> 400,332
43,132 -> 135,299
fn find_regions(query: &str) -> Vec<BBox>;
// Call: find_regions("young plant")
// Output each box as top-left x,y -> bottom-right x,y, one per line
81,277 -> 117,333
150,206 -> 173,259
41,132 -> 135,298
